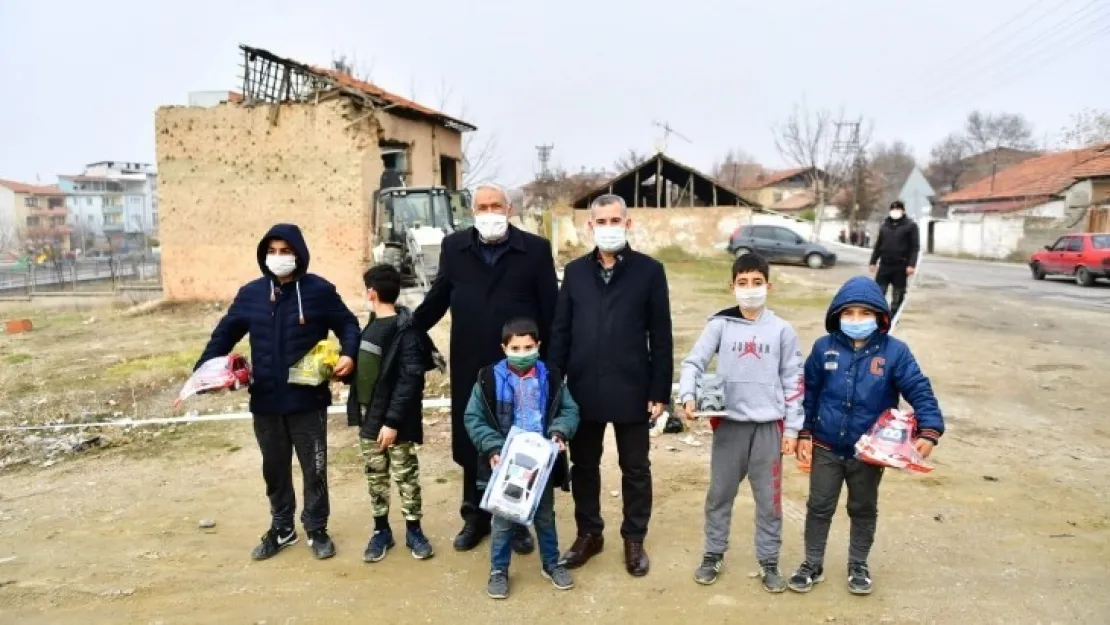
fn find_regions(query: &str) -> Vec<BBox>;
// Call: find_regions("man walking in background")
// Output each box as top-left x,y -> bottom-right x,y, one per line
869,200 -> 920,317
413,182 -> 560,554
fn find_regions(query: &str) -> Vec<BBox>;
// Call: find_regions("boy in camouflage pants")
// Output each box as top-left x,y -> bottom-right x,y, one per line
346,264 -> 441,562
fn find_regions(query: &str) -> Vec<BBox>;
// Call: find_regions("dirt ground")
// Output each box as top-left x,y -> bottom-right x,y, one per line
1,252 -> 1109,625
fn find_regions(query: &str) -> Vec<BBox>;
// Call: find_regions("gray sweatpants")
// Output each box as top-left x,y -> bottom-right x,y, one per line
803,445 -> 884,566
703,420 -> 783,562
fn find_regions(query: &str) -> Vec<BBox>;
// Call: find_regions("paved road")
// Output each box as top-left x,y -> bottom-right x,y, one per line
830,243 -> 1110,311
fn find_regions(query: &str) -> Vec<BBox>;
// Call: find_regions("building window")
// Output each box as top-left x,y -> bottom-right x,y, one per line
86,197 -> 93,206
24,197 -> 38,207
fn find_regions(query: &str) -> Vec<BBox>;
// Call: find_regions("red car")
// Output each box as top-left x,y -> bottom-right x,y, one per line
1029,233 -> 1110,286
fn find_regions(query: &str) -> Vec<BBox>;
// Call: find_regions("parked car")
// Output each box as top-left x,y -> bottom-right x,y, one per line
727,225 -> 837,269
1028,233 -> 1110,287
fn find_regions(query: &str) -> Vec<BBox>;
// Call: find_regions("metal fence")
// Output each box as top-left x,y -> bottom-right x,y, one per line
0,257 -> 162,299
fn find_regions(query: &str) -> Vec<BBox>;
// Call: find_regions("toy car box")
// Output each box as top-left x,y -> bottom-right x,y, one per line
480,426 -> 559,526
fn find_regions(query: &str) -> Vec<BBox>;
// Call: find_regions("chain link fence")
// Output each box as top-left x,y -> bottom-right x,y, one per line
0,256 -> 162,300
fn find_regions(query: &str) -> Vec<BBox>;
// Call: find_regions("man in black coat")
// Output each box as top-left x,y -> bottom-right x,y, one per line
413,183 -> 560,553
869,200 -> 920,317
549,194 -> 674,578
195,223 -> 361,561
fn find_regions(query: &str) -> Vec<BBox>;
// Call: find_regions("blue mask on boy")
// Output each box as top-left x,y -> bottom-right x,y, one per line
841,318 -> 878,340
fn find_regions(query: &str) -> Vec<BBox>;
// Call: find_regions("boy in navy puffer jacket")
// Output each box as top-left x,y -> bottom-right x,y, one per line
787,276 -> 943,596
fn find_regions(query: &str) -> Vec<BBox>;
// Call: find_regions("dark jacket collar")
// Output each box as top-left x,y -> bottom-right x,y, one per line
465,224 -> 527,253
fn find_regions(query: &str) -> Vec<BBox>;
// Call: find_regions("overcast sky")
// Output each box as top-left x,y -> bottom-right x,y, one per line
1,0 -> 1107,187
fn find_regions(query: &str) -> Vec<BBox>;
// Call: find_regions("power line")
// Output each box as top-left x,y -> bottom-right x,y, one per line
920,0 -> 1108,106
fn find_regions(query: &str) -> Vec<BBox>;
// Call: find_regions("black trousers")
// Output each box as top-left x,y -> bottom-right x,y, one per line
252,410 -> 329,532
569,420 -> 652,541
875,262 -> 908,316
461,462 -> 493,529
803,446 -> 884,566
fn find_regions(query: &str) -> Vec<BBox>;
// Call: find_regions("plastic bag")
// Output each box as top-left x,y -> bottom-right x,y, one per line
175,354 -> 251,407
854,408 -> 933,474
480,427 -> 559,526
288,341 -> 340,386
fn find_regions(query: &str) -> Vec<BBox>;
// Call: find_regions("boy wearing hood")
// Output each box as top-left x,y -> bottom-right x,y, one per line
788,276 -> 943,596
678,253 -> 804,592
195,224 -> 360,561
347,264 -> 443,564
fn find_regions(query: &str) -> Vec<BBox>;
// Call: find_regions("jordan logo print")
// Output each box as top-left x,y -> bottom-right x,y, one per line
738,338 -> 763,359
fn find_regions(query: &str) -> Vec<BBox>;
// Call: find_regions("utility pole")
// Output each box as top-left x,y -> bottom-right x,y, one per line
535,144 -> 554,181
651,120 -> 691,154
833,119 -> 864,241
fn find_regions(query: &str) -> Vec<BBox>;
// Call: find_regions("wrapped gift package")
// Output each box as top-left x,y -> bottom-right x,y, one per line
288,340 -> 340,386
175,354 -> 251,407
854,408 -> 933,474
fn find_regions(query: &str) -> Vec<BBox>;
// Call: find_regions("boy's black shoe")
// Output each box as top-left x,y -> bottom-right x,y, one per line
511,526 -> 535,555
406,527 -> 435,560
363,529 -> 395,563
759,559 -> 787,593
848,562 -> 873,595
694,552 -> 724,585
453,522 -> 490,552
306,529 -> 336,560
250,527 -> 298,561
787,561 -> 825,593
486,569 -> 510,600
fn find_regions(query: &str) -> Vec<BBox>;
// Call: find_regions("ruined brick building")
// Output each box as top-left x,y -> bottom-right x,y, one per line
155,45 -> 475,303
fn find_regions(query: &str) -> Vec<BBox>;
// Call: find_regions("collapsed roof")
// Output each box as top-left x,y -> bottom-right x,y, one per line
571,152 -> 759,209
237,45 -> 476,132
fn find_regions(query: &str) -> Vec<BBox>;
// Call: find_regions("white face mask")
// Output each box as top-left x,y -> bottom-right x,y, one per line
265,254 -> 297,278
889,209 -> 905,220
593,225 -> 628,253
734,285 -> 768,310
474,213 -> 509,241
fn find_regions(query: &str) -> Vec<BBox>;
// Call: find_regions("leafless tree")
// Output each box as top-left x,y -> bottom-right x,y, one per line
612,149 -> 650,173
0,217 -> 19,253
712,148 -> 765,191
435,79 -> 500,187
926,133 -> 972,194
330,53 -> 375,82
1058,108 -> 1110,149
869,140 -> 917,206
963,110 -> 1036,153
773,101 -> 871,238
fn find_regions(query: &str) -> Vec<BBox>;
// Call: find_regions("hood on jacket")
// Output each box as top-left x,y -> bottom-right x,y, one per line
257,223 -> 311,280
257,223 -> 311,324
825,276 -> 891,334
708,306 -> 775,324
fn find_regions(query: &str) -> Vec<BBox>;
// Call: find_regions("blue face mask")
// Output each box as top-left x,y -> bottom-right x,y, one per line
841,317 -> 878,340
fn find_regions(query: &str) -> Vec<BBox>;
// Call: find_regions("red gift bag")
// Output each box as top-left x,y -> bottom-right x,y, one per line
854,408 -> 933,474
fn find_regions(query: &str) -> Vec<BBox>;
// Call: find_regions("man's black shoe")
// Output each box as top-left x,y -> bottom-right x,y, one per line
251,527 -> 298,561
511,526 -> 535,555
453,522 -> 490,552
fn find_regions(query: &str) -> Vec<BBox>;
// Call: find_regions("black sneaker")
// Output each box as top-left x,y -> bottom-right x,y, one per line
453,522 -> 490,552
541,563 -> 574,590
847,562 -> 873,595
486,569 -> 510,600
363,529 -> 395,563
406,527 -> 435,560
511,526 -> 535,555
250,527 -> 298,561
787,561 -> 825,593
759,559 -> 787,593
306,529 -> 336,560
694,552 -> 724,585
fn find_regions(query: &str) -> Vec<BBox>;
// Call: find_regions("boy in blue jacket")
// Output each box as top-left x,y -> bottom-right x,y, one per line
788,276 -> 943,596
463,317 -> 580,600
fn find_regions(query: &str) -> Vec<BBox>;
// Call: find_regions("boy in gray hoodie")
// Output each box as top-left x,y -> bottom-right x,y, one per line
678,253 -> 805,591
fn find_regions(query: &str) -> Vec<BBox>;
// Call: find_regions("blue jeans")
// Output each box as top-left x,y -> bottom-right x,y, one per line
491,484 -> 559,571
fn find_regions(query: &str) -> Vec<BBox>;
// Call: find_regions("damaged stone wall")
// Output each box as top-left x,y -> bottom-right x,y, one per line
156,99 -> 463,304
555,206 -> 754,254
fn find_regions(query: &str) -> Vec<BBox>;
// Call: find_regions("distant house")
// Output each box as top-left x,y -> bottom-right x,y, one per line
928,144 -> 1110,258
894,168 -> 936,222
737,166 -> 832,209
570,152 -> 757,209
0,179 -> 72,252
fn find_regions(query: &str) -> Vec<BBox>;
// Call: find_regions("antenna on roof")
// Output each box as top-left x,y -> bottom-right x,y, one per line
651,120 -> 691,154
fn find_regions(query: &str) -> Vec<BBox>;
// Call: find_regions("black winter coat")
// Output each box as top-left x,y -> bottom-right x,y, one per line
195,223 -> 361,416
412,226 -> 560,466
345,307 -> 442,444
870,217 -> 921,267
549,247 -> 674,424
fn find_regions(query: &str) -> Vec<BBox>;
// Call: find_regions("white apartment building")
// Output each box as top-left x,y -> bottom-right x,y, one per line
59,160 -> 157,251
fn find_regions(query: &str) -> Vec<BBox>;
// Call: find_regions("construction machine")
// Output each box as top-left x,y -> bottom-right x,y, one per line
371,185 -> 471,292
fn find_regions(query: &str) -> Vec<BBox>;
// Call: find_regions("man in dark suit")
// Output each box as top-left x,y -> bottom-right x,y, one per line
413,183 -> 560,553
549,194 -> 674,577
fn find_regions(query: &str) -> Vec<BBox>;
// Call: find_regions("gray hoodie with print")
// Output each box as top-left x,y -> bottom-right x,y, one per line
678,306 -> 805,437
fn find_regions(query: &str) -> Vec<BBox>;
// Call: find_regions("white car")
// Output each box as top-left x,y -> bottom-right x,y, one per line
481,429 -> 558,525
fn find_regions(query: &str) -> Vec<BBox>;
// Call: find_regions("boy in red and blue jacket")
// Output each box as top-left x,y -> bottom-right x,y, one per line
788,276 -> 943,596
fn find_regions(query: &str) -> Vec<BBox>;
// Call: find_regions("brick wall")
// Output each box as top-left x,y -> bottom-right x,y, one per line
553,206 -> 754,254
156,100 -> 462,305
